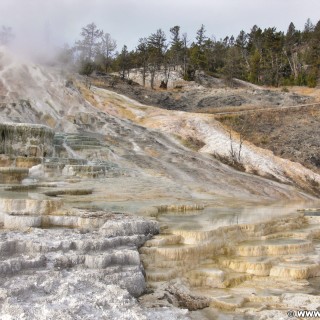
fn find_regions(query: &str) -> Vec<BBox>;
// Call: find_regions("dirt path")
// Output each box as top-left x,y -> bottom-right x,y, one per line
213,102 -> 320,116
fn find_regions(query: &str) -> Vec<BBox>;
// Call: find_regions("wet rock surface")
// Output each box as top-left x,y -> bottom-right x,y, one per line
0,123 -> 54,157
141,212 -> 320,319
140,279 -> 211,311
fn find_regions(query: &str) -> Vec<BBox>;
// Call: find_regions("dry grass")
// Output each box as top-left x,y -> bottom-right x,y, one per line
212,152 -> 246,172
77,80 -> 140,122
78,82 -> 97,106
174,135 -> 206,151
197,105 -> 258,114
216,106 -> 320,175
44,189 -> 93,197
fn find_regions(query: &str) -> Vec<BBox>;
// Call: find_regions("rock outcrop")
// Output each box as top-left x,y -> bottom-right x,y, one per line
0,210 -> 166,319
0,123 -> 54,157
141,213 -> 320,318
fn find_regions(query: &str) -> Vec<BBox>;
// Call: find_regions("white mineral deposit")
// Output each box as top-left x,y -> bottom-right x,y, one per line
0,33 -> 319,320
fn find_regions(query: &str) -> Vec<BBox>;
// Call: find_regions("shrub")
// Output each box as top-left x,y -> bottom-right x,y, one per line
306,68 -> 318,88
78,60 -> 95,76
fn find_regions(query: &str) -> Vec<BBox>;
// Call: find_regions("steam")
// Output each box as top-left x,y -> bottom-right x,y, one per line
0,1 -> 73,64
6,23 -> 62,64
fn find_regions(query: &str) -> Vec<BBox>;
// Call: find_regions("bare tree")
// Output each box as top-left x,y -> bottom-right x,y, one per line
228,129 -> 244,165
75,22 -> 103,61
283,22 -> 302,82
99,33 -> 117,72
0,26 -> 14,45
181,33 -> 189,78
56,44 -> 75,68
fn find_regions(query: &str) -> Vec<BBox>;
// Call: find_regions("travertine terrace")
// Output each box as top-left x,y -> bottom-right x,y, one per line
0,47 -> 319,319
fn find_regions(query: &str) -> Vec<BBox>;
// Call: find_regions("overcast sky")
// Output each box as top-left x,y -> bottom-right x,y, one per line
1,0 -> 320,54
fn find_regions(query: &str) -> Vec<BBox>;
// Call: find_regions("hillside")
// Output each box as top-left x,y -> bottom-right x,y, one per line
217,104 -> 320,175
0,47 -> 318,199
89,73 -> 319,195
1,47 -> 320,320
90,72 -> 313,113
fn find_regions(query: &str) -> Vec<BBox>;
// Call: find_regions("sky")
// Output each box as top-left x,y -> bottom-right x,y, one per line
1,0 -> 320,55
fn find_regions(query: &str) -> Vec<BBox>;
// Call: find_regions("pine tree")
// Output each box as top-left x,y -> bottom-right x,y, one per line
147,29 -> 167,88
75,23 -> 103,61
169,26 -> 183,70
136,38 -> 149,87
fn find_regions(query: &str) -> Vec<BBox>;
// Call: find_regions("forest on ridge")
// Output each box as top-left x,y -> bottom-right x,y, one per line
2,18 -> 320,88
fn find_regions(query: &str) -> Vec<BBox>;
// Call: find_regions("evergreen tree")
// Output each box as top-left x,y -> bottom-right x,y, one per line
303,18 -> 315,42
190,25 -> 208,71
169,25 -> 183,70
304,20 -> 320,86
70,18 -> 320,88
223,46 -> 245,85
196,24 -> 207,47
136,38 -> 149,87
236,30 -> 249,71
118,45 -> 130,79
147,29 -> 167,88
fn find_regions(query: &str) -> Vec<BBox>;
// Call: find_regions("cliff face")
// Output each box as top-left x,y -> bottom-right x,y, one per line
0,209 -> 166,319
0,122 -> 54,156
0,46 -> 97,132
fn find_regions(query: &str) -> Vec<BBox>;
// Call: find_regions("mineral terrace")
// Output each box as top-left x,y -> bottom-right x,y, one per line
0,47 -> 319,319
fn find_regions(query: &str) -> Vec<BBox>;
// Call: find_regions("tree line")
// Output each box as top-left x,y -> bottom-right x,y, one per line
3,19 -> 320,88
